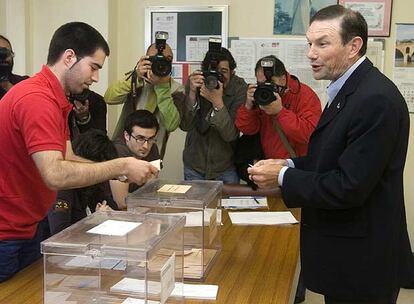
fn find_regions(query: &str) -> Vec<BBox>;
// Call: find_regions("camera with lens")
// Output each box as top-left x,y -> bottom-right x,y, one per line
69,89 -> 90,104
202,38 -> 224,90
253,57 -> 287,106
0,47 -> 13,81
0,47 -> 12,61
148,31 -> 172,77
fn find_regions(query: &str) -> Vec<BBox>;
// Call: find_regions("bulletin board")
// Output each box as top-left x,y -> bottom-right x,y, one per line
144,6 -> 228,62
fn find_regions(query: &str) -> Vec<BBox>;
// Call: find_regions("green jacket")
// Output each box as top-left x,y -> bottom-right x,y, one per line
180,75 -> 247,179
104,76 -> 184,158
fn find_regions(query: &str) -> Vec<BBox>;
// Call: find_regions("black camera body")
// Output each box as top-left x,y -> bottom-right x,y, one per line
148,31 -> 172,77
253,57 -> 287,106
203,69 -> 224,90
69,89 -> 90,104
202,38 -> 224,90
0,47 -> 12,60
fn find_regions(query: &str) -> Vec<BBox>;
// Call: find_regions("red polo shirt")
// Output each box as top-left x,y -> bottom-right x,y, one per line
0,65 -> 72,240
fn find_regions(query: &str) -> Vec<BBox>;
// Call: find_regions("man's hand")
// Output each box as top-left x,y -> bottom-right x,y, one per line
200,81 -> 224,110
147,69 -> 170,85
124,158 -> 159,186
135,56 -> 152,79
259,93 -> 283,115
73,100 -> 90,122
96,200 -> 113,212
189,71 -> 204,93
247,159 -> 287,189
245,84 -> 257,110
184,71 -> 204,106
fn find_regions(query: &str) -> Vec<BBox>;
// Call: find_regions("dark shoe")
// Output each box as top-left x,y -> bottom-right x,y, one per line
295,270 -> 306,303
294,294 -> 305,303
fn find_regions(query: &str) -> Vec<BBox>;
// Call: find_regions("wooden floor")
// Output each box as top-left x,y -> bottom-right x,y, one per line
0,194 -> 300,304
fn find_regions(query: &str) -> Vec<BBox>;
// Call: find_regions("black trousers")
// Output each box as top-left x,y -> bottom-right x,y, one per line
324,289 -> 400,304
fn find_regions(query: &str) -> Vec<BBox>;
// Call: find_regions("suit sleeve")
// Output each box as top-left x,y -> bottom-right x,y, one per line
283,94 -> 400,209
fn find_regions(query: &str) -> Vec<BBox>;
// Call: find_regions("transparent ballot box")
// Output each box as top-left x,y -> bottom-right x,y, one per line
126,180 -> 222,281
41,211 -> 185,304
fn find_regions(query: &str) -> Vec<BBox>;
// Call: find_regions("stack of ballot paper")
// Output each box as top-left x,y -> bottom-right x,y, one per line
138,248 -> 218,279
65,256 -> 126,271
111,278 -> 218,300
229,211 -> 298,225
221,196 -> 268,209
150,159 -> 162,170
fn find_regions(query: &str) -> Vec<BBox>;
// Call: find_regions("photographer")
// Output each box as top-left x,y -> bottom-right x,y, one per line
236,55 -> 321,160
69,89 -> 108,139
180,43 -> 247,184
104,32 -> 183,158
0,35 -> 28,100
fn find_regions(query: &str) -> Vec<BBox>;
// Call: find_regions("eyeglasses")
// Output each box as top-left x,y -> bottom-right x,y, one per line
130,134 -> 157,145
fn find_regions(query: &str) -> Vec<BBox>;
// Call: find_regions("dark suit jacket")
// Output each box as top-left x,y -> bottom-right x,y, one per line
282,59 -> 411,300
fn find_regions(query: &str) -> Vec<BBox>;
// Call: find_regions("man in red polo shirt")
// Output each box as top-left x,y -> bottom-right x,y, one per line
0,22 -> 159,282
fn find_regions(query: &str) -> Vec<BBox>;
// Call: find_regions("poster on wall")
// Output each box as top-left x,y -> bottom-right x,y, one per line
393,24 -> 414,113
338,0 -> 393,37
152,13 -> 178,54
230,37 -> 385,107
273,0 -> 337,35
230,37 -> 330,105
185,35 -> 221,62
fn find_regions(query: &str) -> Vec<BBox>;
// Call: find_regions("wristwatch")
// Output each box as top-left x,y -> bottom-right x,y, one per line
210,106 -> 220,118
76,112 -> 91,125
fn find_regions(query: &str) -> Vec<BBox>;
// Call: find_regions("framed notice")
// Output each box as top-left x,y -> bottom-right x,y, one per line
145,6 -> 228,62
339,0 -> 393,37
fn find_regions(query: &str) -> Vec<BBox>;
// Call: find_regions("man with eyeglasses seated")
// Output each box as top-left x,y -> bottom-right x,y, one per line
110,110 -> 160,209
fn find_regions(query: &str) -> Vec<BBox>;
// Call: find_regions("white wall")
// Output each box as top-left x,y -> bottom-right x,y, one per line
0,0 -> 110,96
1,0 -> 414,244
30,0 -> 109,96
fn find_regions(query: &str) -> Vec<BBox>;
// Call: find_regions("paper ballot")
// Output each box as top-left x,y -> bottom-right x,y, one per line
122,298 -> 159,304
150,159 -> 162,170
112,278 -> 218,300
229,211 -> 298,225
222,196 -> 268,209
87,220 -> 141,236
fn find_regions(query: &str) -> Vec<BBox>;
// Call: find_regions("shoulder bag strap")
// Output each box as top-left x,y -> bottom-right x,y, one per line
271,118 -> 297,158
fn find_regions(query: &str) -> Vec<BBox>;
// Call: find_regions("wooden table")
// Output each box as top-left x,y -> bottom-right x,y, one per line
0,194 -> 300,304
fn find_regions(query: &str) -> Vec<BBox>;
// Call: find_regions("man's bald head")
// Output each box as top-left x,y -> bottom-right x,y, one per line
146,43 -> 173,61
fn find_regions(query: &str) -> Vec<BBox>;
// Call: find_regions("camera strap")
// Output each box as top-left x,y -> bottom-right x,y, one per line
271,118 -> 296,158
